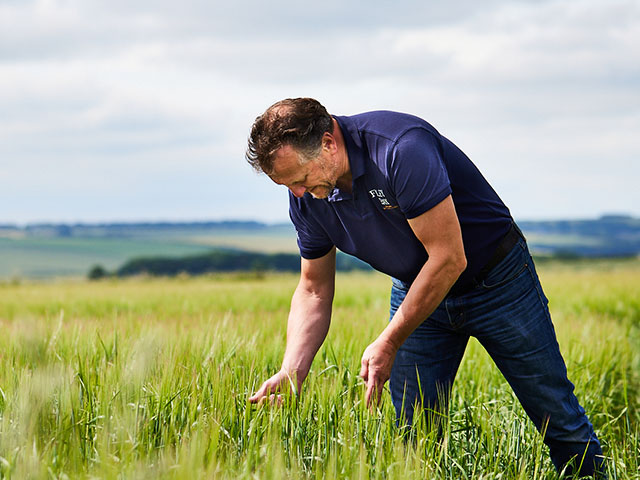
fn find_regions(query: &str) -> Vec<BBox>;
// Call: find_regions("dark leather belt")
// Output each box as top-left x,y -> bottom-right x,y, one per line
448,222 -> 525,296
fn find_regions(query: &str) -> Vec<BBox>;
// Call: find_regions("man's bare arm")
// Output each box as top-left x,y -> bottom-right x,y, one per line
360,195 -> 467,406
249,247 -> 336,403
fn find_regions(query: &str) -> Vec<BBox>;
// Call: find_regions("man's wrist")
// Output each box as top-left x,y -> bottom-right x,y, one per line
377,329 -> 403,353
279,364 -> 308,383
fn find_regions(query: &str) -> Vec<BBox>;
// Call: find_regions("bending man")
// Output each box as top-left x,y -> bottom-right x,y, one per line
245,97 -> 604,477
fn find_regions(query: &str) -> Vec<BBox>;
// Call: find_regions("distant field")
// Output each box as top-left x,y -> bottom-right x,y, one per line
524,232 -> 607,247
0,263 -> 637,478
0,227 -> 298,279
0,236 -> 212,279
2,217 -> 639,279
186,232 -> 299,254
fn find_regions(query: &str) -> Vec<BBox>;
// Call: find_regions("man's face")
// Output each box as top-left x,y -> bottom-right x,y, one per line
269,144 -> 338,199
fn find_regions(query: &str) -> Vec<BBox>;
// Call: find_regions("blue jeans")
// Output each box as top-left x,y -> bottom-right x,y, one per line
389,238 -> 605,476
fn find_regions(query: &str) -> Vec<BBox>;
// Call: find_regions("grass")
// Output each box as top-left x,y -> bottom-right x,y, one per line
0,262 -> 638,479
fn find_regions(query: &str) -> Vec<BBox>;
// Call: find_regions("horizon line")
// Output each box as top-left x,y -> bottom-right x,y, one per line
1,213 -> 638,229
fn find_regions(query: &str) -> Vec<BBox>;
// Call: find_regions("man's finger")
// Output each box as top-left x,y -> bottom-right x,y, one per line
365,375 -> 376,408
364,370 -> 388,409
374,381 -> 384,407
254,393 -> 285,408
249,387 -> 266,403
360,357 -> 369,381
248,384 -> 265,403
249,380 -> 275,403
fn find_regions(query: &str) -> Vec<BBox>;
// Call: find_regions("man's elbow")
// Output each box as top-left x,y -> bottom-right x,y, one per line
297,275 -> 335,303
451,251 -> 467,279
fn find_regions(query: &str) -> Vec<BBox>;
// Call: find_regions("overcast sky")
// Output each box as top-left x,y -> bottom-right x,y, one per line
1,0 -> 638,224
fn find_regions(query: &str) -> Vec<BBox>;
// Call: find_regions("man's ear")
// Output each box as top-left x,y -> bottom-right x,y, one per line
322,132 -> 337,153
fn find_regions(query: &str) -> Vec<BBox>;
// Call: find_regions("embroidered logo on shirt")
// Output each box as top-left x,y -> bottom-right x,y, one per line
369,189 -> 398,210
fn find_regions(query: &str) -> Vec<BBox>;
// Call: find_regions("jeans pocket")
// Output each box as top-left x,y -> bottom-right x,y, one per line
480,242 -> 529,290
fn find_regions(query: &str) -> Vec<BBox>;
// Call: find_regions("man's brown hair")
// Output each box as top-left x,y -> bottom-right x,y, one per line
246,98 -> 334,175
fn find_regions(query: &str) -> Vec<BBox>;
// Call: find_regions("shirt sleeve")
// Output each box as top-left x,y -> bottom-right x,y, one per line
288,193 -> 334,259
388,128 -> 452,219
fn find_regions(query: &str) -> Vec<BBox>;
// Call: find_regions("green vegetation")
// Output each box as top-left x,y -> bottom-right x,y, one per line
2,216 -> 639,280
0,236 -> 215,279
0,261 -> 638,479
519,215 -> 640,256
113,250 -> 370,277
0,224 -> 298,279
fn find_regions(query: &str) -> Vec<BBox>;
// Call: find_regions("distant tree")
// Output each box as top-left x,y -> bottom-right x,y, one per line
114,249 -> 371,277
88,264 -> 108,280
56,225 -> 73,237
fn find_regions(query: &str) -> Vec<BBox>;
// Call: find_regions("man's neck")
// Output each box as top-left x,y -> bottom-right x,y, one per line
332,118 -> 352,193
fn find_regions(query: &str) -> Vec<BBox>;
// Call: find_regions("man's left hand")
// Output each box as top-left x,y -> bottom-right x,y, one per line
359,336 -> 398,409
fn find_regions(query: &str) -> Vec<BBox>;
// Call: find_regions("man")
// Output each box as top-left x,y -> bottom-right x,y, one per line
245,98 -> 605,477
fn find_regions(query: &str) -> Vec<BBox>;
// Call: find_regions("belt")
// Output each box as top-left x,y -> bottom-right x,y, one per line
448,222 -> 525,297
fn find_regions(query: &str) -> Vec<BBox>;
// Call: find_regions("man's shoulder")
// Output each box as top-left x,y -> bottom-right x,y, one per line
338,110 -> 439,143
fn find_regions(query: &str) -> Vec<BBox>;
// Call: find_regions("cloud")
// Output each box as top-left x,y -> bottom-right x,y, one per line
0,0 -> 638,223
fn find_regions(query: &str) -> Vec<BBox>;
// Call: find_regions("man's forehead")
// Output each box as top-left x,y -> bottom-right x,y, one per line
274,144 -> 298,160
270,146 -> 303,179
269,145 -> 304,184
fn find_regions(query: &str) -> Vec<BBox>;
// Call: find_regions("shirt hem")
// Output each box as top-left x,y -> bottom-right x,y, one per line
299,246 -> 334,260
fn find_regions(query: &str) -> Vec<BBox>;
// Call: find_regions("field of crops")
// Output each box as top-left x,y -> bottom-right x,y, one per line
0,262 -> 638,479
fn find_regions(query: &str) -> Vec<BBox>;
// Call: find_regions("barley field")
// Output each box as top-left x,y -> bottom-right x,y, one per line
0,262 -> 638,479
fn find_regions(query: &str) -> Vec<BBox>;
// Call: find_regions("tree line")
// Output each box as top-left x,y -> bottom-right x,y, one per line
88,249 -> 371,279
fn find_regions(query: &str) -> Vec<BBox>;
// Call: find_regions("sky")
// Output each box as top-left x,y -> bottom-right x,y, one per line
1,0 -> 638,225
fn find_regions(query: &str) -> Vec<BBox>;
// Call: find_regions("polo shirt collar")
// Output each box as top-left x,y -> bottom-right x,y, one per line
327,115 -> 367,202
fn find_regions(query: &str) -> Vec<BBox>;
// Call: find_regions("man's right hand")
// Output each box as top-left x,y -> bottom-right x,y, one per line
249,250 -> 336,406
248,369 -> 303,405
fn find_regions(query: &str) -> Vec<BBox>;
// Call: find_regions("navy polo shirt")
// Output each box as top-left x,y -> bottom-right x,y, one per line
288,111 -> 512,286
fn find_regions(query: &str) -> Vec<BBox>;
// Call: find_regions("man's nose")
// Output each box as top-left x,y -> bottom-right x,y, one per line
289,185 -> 306,198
